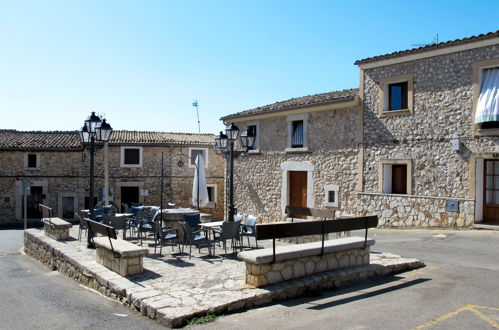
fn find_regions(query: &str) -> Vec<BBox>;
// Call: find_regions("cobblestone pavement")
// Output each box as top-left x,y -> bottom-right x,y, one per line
24,227 -> 423,327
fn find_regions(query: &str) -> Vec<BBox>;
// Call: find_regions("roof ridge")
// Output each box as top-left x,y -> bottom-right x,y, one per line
355,30 -> 499,65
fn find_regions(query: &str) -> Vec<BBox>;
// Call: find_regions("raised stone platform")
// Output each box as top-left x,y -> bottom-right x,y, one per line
239,237 -> 374,287
24,228 -> 424,328
42,217 -> 72,240
93,237 -> 149,276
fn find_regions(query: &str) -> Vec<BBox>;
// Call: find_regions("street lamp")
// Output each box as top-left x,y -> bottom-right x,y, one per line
79,112 -> 113,248
213,123 -> 254,222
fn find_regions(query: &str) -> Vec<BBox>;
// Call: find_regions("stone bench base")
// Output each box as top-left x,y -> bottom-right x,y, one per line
238,237 -> 374,287
42,217 -> 72,241
93,237 -> 149,276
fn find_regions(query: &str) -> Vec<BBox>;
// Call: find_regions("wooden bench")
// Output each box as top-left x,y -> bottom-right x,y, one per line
238,213 -> 378,287
86,219 -> 149,276
38,204 -> 72,240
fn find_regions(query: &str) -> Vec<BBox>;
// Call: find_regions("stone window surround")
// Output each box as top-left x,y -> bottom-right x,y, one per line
472,58 -> 499,136
285,114 -> 309,153
24,153 -> 40,170
378,159 -> 413,195
280,161 -> 314,217
324,184 -> 339,207
57,192 -> 78,219
245,121 -> 260,154
206,183 -> 217,203
188,147 -> 209,168
378,74 -> 414,117
120,146 -> 143,168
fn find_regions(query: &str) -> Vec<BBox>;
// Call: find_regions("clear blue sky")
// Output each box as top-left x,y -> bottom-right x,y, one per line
1,0 -> 498,134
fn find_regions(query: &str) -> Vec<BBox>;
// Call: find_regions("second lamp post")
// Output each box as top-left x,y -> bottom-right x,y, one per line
79,111 -> 113,248
214,123 -> 254,222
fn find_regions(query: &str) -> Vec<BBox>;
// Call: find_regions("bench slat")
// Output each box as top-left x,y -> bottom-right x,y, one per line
255,216 -> 378,240
86,219 -> 118,240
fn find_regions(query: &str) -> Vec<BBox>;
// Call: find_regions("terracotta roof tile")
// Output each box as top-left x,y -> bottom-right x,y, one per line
221,88 -> 358,121
355,30 -> 499,65
0,130 -> 214,150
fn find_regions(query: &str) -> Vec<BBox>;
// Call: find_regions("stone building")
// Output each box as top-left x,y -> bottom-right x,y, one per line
222,30 -> 499,227
355,30 -> 499,227
0,130 -> 224,224
220,89 -> 361,222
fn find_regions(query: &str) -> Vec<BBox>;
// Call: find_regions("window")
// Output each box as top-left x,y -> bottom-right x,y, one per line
474,65 -> 499,130
120,146 -> 143,167
473,58 -> 499,136
247,125 -> 257,150
206,184 -> 217,203
324,184 -> 339,207
286,114 -> 308,152
27,154 -> 37,168
24,153 -> 39,169
189,148 -> 208,168
291,121 -> 303,147
380,159 -> 412,195
388,82 -> 408,111
379,74 -> 413,116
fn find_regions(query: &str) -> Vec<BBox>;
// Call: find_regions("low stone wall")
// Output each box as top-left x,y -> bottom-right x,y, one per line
353,193 -> 474,227
239,237 -> 374,287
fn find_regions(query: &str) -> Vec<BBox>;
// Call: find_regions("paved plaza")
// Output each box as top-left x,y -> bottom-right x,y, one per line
24,226 -> 423,327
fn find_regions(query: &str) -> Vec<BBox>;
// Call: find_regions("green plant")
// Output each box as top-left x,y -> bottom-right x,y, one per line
189,311 -> 219,325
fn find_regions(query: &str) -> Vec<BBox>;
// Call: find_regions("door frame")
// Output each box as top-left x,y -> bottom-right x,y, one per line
280,161 -> 314,218
15,180 -> 48,219
483,159 -> 499,223
115,181 -> 144,207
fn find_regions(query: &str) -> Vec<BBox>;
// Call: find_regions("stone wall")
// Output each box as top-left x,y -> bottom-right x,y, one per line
359,44 -> 499,226
232,105 -> 361,222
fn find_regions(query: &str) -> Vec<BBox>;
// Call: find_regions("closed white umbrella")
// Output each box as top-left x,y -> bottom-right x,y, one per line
192,154 -> 209,208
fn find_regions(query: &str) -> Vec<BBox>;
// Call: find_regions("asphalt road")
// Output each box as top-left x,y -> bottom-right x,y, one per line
0,229 -> 164,330
190,229 -> 499,330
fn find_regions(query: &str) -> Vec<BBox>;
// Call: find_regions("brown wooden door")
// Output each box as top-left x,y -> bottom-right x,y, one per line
289,171 -> 307,218
392,164 -> 407,194
484,160 -> 499,223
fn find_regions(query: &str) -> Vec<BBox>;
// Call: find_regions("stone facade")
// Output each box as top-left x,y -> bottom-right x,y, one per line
230,101 -> 362,222
222,34 -> 498,228
0,131 -> 225,224
357,42 -> 499,227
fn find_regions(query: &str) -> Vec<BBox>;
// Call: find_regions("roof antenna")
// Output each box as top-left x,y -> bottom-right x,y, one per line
411,33 -> 439,48
192,100 -> 200,133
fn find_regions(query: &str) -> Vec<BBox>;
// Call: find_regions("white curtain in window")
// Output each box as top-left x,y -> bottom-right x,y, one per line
475,68 -> 499,123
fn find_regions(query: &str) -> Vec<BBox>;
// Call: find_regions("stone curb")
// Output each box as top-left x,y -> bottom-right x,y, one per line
24,229 -> 424,328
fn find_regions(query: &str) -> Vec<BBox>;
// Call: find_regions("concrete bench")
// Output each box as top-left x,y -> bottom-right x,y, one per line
238,236 -> 375,287
42,217 -> 73,241
93,237 -> 149,276
87,219 -> 148,276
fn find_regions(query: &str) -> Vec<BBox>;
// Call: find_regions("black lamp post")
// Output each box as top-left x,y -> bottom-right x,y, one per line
79,112 -> 113,248
213,123 -> 254,222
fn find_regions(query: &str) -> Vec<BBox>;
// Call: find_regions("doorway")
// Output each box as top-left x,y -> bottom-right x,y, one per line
24,186 -> 43,219
289,171 -> 307,218
484,160 -> 499,223
121,186 -> 140,209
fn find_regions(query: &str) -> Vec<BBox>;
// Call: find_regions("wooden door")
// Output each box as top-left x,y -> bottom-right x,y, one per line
392,164 -> 407,194
289,171 -> 307,218
484,160 -> 499,223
